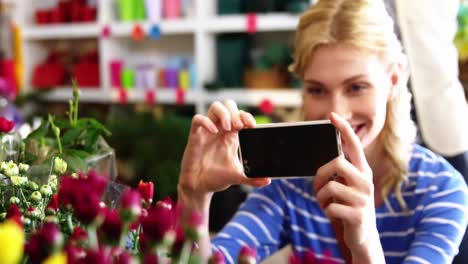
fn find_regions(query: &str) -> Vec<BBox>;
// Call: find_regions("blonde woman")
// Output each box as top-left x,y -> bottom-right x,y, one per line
177,0 -> 468,263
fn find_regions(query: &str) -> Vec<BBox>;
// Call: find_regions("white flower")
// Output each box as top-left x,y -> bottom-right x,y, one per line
4,161 -> 19,177
10,176 -> 27,187
49,174 -> 58,191
53,157 -> 67,175
18,163 -> 30,174
9,196 -> 20,204
40,185 -> 53,197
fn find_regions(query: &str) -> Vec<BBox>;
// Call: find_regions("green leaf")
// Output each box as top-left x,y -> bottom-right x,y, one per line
25,118 -> 50,140
59,153 -> 88,173
61,127 -> 85,146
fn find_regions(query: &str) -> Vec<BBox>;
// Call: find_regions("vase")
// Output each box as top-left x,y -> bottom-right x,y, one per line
0,131 -> 21,163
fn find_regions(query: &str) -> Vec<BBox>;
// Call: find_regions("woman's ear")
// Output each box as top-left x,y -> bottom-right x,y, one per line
388,60 -> 409,101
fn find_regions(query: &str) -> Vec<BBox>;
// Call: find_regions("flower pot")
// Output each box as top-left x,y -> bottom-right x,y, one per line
244,67 -> 289,89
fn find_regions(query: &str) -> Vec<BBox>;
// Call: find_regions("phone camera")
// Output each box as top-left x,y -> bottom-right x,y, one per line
243,160 -> 250,173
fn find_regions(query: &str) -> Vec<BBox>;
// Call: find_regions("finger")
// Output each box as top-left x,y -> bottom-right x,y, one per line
330,112 -> 370,172
224,100 -> 243,130
241,177 -> 271,188
190,114 -> 218,134
207,101 -> 232,131
316,180 -> 367,209
240,110 -> 256,128
313,157 -> 371,194
323,203 -> 363,226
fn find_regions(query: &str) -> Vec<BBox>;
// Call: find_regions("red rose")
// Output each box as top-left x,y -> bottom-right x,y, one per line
0,116 -> 14,133
46,194 -> 59,214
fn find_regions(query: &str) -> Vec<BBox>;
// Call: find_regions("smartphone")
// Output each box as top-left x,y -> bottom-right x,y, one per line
238,120 -> 342,178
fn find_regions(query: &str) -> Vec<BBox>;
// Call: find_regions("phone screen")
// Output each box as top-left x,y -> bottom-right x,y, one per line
238,121 -> 341,178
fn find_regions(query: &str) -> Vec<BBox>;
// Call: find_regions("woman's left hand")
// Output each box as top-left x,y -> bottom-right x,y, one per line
313,112 -> 383,262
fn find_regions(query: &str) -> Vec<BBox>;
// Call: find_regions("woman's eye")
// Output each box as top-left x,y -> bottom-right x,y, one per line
306,87 -> 325,95
349,84 -> 368,93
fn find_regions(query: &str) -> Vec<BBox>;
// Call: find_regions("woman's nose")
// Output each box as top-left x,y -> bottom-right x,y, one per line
326,96 -> 351,120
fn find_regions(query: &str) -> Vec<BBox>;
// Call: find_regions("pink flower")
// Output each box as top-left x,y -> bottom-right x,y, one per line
6,204 -> 22,226
25,223 -> 63,264
209,250 -> 226,264
58,172 -> 108,225
155,196 -> 174,210
119,189 -> 142,222
0,116 -> 14,133
65,245 -> 86,264
238,246 -> 257,264
184,210 -> 204,242
46,194 -> 59,214
70,227 -> 88,245
115,251 -> 138,264
142,253 -> 159,264
138,180 -> 154,207
99,208 -> 123,244
80,248 -> 112,264
141,204 -> 177,243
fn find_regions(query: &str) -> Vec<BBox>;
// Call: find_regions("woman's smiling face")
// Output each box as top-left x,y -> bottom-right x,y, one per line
302,44 -> 396,154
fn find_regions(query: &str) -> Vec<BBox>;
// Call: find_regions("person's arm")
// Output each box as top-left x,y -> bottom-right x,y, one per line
404,162 -> 468,263
395,0 -> 468,157
177,100 -> 271,261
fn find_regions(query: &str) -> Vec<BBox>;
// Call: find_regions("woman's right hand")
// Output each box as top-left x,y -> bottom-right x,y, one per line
178,100 -> 271,207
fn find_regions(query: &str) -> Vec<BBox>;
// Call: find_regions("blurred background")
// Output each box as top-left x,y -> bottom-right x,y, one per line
1,0 -> 468,233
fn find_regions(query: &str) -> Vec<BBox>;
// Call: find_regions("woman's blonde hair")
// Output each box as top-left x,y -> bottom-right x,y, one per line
290,0 -> 416,209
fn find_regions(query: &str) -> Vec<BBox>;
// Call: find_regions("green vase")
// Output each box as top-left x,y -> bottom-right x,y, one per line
118,0 -> 134,21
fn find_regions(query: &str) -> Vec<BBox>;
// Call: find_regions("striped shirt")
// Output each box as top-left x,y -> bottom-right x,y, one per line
212,145 -> 468,263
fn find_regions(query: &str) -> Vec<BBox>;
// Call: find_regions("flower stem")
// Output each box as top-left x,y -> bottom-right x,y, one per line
179,241 -> 192,264
87,225 -> 99,249
119,222 -> 130,249
66,213 -> 74,234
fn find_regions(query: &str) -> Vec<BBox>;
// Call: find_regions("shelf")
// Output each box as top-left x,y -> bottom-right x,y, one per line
23,23 -> 100,40
110,19 -> 196,37
38,87 -> 200,104
207,89 -> 302,107
206,13 -> 300,33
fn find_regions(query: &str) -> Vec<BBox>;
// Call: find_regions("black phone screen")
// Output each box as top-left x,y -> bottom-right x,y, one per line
238,122 -> 341,178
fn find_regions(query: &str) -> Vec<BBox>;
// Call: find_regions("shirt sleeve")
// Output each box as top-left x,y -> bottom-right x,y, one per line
404,163 -> 468,263
211,181 -> 289,264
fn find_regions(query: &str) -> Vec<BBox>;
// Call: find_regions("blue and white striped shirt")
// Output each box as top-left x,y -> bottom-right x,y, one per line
212,145 -> 468,263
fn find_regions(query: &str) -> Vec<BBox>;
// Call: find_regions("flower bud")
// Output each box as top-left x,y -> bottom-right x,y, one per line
4,161 -> 19,177
18,163 -> 29,174
209,250 -> 226,264
26,207 -> 41,220
138,180 -> 154,207
25,181 -> 39,191
0,212 -> 6,221
238,246 -> 257,264
9,196 -> 20,205
30,191 -> 43,203
49,175 -> 58,191
53,127 -> 60,137
54,157 -> 67,175
119,190 -> 142,223
40,185 -> 53,197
